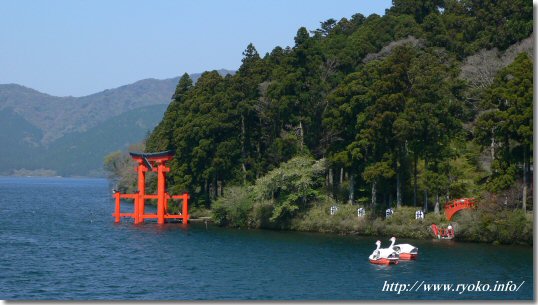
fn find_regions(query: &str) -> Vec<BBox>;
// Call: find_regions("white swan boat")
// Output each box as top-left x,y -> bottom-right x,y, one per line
369,240 -> 399,265
389,236 -> 418,260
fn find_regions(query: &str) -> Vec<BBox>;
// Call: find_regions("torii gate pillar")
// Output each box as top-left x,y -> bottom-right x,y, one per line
135,160 -> 148,224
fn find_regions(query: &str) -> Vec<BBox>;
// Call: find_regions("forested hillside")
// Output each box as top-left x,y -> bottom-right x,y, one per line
122,0 -> 533,240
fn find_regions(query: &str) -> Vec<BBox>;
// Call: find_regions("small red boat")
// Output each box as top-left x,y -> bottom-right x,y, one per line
431,224 -> 454,240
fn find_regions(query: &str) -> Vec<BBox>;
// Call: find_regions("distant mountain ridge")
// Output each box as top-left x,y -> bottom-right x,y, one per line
0,69 -> 235,176
0,69 -> 234,144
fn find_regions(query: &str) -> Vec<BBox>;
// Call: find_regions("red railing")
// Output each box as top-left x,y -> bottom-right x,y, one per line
444,198 -> 476,220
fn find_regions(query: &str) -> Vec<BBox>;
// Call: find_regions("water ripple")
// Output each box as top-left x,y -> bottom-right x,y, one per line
0,177 -> 533,300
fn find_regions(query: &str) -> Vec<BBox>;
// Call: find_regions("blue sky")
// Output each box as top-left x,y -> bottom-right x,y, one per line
1,0 -> 392,97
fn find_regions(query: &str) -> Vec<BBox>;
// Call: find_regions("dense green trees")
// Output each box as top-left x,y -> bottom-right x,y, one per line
474,53 -> 533,210
323,44 -> 466,211
137,0 -> 532,222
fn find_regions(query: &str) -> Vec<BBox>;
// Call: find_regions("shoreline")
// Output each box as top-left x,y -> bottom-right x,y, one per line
191,216 -> 533,247
203,205 -> 534,246
208,221 -> 534,246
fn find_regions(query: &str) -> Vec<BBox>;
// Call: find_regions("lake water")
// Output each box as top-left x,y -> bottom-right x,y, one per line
0,177 -> 533,300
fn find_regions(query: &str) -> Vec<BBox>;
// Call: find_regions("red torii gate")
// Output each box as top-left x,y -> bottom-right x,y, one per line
444,198 -> 476,221
112,150 -> 189,224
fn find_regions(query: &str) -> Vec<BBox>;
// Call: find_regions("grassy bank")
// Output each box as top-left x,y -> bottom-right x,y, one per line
210,202 -> 533,245
294,204 -> 532,245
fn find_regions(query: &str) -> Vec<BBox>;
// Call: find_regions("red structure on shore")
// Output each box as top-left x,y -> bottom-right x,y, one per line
444,198 -> 476,221
112,150 -> 189,224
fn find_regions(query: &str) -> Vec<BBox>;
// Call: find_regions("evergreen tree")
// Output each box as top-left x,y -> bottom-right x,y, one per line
475,53 -> 533,209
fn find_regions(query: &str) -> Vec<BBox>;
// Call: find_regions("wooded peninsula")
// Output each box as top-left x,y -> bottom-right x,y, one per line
105,0 -> 533,245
